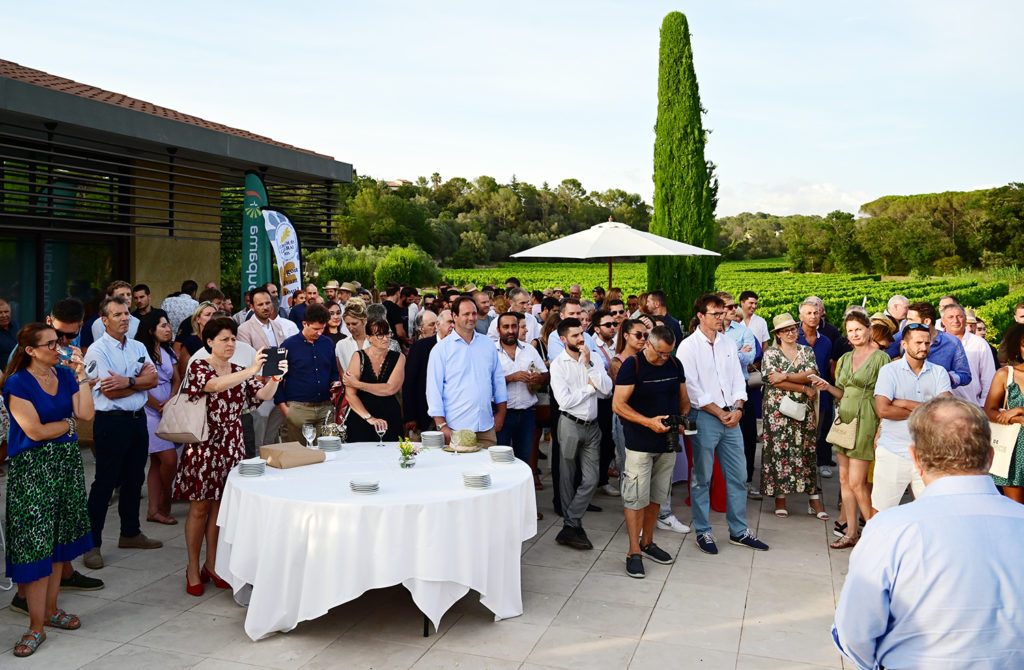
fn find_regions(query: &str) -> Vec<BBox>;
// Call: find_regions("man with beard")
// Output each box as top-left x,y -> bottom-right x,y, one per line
495,312 -> 548,463
238,287 -> 288,444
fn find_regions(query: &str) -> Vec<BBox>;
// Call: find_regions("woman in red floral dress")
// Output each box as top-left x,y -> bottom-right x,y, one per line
174,317 -> 287,596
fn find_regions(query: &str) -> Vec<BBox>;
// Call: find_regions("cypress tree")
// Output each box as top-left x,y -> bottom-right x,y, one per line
648,12 -> 718,318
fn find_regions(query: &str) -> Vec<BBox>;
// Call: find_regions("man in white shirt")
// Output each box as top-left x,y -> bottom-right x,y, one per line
550,317 -> 613,551
486,287 -> 541,343
942,303 -> 995,406
237,287 -> 287,445
91,280 -> 140,342
677,294 -> 769,555
592,308 -> 621,498
495,312 -> 548,464
738,290 -> 769,348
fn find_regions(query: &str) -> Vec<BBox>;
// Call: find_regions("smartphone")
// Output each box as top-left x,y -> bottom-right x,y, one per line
262,348 -> 287,378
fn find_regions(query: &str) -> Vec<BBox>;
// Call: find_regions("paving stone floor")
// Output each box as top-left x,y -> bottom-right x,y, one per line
0,442 -> 852,669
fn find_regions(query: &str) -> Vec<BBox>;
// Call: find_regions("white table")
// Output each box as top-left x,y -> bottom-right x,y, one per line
216,442 -> 538,641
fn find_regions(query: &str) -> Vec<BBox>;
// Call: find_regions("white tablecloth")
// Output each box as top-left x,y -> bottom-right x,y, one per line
216,442 -> 537,640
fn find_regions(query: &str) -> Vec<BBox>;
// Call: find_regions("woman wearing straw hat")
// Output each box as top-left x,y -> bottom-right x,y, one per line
761,312 -> 828,519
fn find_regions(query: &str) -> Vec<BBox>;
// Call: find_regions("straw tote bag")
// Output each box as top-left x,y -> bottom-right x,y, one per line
989,367 -> 1021,479
826,357 -> 860,450
156,371 -> 209,444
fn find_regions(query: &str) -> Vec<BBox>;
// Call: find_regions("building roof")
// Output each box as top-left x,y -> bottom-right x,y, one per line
0,58 -> 331,159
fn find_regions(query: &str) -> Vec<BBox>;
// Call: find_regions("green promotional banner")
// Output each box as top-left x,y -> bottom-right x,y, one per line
242,171 -> 272,293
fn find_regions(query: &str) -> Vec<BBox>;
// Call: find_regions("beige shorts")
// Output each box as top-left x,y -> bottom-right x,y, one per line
621,448 -> 675,510
870,446 -> 924,512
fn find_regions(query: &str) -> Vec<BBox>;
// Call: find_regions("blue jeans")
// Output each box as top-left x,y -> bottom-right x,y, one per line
690,410 -> 749,537
496,408 -> 536,463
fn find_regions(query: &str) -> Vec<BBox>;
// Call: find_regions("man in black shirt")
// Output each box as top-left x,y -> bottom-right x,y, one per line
613,325 -> 691,578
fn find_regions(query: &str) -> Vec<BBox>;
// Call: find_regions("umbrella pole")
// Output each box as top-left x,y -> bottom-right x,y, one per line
608,258 -> 613,289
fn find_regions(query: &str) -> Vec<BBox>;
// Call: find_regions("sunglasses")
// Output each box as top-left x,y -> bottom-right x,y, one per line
724,304 -> 737,310
598,322 -> 615,328
630,331 -> 648,340
55,328 -> 81,342
905,323 -> 929,332
610,309 -> 625,316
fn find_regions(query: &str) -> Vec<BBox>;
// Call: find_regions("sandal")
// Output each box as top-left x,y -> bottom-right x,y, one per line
147,513 -> 178,525
829,534 -> 858,550
46,608 -> 81,630
13,629 -> 45,657
807,494 -> 829,520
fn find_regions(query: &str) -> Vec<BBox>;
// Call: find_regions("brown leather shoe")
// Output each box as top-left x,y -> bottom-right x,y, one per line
118,533 -> 163,549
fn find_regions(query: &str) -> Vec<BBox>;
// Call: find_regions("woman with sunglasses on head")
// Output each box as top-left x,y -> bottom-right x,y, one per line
761,313 -> 828,519
343,317 -> 405,443
174,301 -> 216,381
135,312 -> 180,526
3,323 -> 96,657
812,311 -> 890,547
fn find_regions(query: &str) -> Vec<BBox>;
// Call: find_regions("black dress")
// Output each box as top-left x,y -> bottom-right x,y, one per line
346,349 -> 403,442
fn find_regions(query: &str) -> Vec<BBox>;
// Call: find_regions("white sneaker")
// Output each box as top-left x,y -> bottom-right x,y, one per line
820,466 -> 833,478
600,483 -> 620,497
656,514 -> 691,533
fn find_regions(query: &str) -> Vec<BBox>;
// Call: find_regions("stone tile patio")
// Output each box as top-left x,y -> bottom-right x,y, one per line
0,443 -> 852,669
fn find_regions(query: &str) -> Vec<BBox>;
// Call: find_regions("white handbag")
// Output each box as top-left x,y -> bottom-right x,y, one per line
155,372 -> 209,444
989,367 -> 1021,479
779,394 -> 808,421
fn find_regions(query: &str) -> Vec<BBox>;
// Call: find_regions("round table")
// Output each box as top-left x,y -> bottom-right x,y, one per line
216,442 -> 537,640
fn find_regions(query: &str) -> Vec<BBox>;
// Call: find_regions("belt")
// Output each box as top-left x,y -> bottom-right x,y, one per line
560,410 -> 595,427
288,400 -> 331,407
98,409 -> 145,419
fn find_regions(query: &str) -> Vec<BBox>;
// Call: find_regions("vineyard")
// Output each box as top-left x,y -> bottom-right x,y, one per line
442,259 -> 1023,342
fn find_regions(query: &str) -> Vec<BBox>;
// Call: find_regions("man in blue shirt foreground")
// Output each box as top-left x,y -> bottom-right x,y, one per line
275,303 -> 340,443
833,396 -> 1024,669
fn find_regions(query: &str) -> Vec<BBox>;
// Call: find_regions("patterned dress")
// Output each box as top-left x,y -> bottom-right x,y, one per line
173,359 -> 264,500
761,344 -> 819,496
992,377 -> 1024,488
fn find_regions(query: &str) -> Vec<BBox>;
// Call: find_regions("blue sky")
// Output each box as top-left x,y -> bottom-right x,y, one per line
4,1 -> 1021,216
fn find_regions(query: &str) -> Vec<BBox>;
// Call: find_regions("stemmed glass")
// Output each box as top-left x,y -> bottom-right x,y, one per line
375,425 -> 387,448
302,423 -> 317,449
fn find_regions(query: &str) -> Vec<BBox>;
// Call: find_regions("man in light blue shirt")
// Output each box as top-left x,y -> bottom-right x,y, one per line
833,396 -> 1024,670
873,323 -> 952,512
82,296 -> 161,569
427,296 -> 507,447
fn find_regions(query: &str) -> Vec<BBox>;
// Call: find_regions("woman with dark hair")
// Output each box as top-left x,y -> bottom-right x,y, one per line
3,323 -> 95,656
609,319 -> 651,484
985,323 -> 1024,503
343,317 -> 405,443
813,311 -> 891,547
175,317 -> 286,596
135,312 -> 180,525
324,303 -> 347,345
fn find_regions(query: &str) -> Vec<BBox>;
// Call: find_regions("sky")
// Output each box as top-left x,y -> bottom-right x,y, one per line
4,1 -> 1022,217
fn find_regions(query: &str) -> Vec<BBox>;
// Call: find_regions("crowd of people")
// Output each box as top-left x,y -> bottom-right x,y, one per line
2,275 -> 1024,660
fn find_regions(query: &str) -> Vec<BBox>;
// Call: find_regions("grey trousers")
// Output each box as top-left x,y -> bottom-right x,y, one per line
558,418 -> 602,528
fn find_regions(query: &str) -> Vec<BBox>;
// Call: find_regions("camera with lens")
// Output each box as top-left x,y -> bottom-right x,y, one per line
660,414 -> 698,451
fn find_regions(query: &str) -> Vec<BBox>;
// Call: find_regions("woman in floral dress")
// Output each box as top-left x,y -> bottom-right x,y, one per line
761,313 -> 828,519
174,317 -> 286,596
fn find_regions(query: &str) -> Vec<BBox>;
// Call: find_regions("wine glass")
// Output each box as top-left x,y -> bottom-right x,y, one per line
301,423 -> 317,449
375,424 -> 387,448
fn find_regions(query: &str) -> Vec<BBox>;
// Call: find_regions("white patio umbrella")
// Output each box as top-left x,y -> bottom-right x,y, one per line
510,218 -> 720,288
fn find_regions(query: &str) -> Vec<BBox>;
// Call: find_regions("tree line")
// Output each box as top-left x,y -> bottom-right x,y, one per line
716,183 -> 1024,276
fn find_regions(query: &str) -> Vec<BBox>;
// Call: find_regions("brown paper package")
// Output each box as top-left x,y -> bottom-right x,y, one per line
259,442 -> 326,469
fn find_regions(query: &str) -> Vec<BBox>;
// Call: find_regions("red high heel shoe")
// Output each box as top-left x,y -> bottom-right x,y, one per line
186,568 -> 205,597
201,565 -> 230,589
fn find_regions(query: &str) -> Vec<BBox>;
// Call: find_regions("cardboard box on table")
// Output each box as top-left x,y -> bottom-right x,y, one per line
259,442 -> 325,469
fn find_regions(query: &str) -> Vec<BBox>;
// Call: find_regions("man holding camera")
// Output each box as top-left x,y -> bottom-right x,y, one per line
613,325 -> 691,578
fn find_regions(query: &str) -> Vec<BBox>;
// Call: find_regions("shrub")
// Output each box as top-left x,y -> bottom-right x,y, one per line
373,246 -> 441,288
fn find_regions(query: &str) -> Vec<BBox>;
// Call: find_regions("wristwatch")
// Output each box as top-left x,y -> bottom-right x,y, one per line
128,377 -> 136,388
436,420 -> 447,430
65,417 -> 76,437
363,413 -> 372,421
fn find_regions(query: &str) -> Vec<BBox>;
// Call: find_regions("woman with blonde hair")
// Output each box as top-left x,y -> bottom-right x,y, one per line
335,297 -> 369,375
174,301 -> 215,379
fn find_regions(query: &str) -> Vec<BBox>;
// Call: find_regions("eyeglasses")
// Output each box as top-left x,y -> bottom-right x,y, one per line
647,344 -> 672,359
705,311 -> 725,319
610,309 -> 625,316
777,326 -> 798,335
371,332 -> 392,339
598,322 -> 615,329
34,339 -> 59,351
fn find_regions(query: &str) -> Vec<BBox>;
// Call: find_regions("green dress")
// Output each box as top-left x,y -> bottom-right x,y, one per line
992,378 -> 1024,488
831,349 -> 890,461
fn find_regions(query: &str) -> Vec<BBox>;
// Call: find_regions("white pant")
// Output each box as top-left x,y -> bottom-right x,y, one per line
871,446 -> 924,512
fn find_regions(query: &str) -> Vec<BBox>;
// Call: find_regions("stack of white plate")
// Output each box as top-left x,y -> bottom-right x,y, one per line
350,479 -> 380,495
317,436 -> 342,452
239,457 -> 266,477
462,471 -> 491,489
421,431 -> 444,449
489,446 -> 515,464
